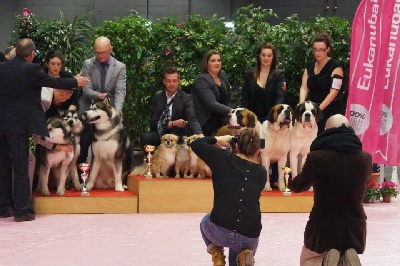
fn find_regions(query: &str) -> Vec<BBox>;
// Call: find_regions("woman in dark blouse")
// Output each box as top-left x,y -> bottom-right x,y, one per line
192,50 -> 233,136
241,43 -> 286,123
299,34 -> 345,134
191,129 -> 266,266
241,43 -> 286,187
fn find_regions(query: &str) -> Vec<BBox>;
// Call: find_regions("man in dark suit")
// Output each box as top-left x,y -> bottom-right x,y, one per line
0,38 -> 89,222
141,66 -> 203,147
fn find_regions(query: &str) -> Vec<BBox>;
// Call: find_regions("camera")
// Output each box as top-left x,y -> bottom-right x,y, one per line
230,136 -> 265,152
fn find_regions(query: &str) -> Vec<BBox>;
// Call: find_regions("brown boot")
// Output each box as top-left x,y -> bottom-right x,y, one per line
210,246 -> 226,266
236,249 -> 254,266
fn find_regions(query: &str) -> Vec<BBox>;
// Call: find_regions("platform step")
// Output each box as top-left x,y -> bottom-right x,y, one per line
33,189 -> 138,214
128,175 -> 313,213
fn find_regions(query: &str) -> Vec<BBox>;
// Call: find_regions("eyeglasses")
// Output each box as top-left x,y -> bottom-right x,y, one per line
95,51 -> 109,56
312,48 -> 328,53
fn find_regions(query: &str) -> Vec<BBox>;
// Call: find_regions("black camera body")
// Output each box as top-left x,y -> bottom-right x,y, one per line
230,136 -> 265,152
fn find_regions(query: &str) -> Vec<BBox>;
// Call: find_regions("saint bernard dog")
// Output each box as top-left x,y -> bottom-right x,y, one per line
260,104 -> 293,191
216,108 -> 262,136
290,101 -> 321,179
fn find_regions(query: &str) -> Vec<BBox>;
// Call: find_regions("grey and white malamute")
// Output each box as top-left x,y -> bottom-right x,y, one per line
35,116 -> 74,196
84,99 -> 133,191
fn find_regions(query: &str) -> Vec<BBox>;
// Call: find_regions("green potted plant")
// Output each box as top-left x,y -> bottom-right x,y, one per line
379,181 -> 398,203
364,186 -> 381,203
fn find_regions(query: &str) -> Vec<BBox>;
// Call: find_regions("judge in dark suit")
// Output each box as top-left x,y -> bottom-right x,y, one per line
0,38 -> 89,222
191,50 -> 233,136
141,66 -> 203,147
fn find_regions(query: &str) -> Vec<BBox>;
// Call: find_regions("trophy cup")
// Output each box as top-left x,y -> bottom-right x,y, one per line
144,145 -> 156,179
78,163 -> 91,196
282,167 -> 292,196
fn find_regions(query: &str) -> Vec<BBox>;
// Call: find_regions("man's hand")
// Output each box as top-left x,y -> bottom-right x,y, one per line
54,144 -> 73,154
173,119 -> 188,128
98,93 -> 108,100
75,71 -> 90,87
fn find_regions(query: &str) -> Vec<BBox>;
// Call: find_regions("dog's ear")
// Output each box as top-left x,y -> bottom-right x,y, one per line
314,103 -> 323,122
103,96 -> 112,108
246,112 -> 256,128
266,107 -> 276,124
293,103 -> 302,121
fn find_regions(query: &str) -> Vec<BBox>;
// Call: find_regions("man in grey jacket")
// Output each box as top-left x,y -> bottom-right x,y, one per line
78,36 -> 126,165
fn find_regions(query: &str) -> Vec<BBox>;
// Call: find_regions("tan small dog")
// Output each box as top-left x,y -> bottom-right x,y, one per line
186,135 -> 212,178
151,134 -> 178,178
175,136 -> 191,178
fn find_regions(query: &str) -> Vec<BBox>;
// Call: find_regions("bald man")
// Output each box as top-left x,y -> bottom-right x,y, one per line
290,114 -> 372,266
78,36 -> 127,166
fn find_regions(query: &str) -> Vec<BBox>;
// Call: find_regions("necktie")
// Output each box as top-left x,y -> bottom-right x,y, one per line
100,63 -> 107,92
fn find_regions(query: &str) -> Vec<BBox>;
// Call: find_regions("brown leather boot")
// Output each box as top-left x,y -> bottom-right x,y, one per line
236,249 -> 254,266
210,246 -> 226,266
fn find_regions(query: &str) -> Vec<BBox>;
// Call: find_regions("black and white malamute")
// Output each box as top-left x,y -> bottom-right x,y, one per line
84,99 -> 133,191
35,116 -> 74,196
60,109 -> 84,191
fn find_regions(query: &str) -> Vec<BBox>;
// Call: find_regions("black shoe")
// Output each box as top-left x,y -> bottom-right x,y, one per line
0,209 -> 13,218
14,213 -> 35,222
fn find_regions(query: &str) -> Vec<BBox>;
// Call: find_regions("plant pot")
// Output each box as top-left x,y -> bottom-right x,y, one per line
363,197 -> 375,203
382,195 -> 391,203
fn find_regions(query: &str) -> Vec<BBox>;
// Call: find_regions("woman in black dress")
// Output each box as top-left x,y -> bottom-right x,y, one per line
299,34 -> 345,134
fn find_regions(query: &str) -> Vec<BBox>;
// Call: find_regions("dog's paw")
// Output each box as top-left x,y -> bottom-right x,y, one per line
56,187 -> 66,196
264,182 -> 272,191
174,174 -> 181,178
278,181 -> 286,192
115,185 -> 124,192
41,189 -> 51,196
308,186 -> 314,192
184,174 -> 193,178
74,183 -> 83,191
86,182 -> 94,191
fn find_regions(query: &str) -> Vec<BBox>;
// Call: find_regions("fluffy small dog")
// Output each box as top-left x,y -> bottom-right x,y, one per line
60,110 -> 84,190
84,99 -> 133,191
175,136 -> 191,178
216,108 -> 262,136
260,104 -> 293,191
290,101 -> 321,179
151,134 -> 178,178
186,135 -> 212,178
35,117 -> 74,196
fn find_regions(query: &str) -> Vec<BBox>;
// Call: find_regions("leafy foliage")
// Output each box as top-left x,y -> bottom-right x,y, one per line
9,6 -> 351,148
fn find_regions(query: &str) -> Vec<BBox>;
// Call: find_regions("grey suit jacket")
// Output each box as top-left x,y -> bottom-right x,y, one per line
80,56 -> 126,113
191,70 -> 231,127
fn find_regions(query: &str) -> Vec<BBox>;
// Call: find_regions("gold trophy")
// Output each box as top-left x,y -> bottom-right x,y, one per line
282,167 -> 292,196
78,163 -> 91,196
144,145 -> 156,179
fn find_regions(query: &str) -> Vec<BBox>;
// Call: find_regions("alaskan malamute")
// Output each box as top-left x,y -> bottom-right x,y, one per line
84,99 -> 133,191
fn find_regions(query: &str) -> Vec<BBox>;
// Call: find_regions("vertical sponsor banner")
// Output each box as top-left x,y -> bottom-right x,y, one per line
347,0 -> 400,165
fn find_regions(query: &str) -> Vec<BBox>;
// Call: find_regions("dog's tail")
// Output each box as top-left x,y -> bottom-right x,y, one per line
130,165 -> 147,176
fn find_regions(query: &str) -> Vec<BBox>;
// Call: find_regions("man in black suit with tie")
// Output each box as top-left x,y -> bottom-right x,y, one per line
0,38 -> 89,222
141,66 -> 203,147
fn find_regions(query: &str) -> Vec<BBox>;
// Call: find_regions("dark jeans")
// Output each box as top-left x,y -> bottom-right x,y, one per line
0,134 -> 32,216
77,121 -> 94,166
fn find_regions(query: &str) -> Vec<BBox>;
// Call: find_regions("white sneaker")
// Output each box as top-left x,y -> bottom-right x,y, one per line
322,249 -> 341,266
343,248 -> 361,266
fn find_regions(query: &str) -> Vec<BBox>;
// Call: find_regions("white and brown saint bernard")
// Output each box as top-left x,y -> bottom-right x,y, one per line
216,108 -> 262,136
260,104 -> 293,191
290,100 -> 322,179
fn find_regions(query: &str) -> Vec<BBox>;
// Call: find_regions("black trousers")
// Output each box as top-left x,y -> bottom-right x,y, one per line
0,134 -> 31,216
77,121 -> 94,166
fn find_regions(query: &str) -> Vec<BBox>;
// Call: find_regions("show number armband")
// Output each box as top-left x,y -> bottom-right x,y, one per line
331,74 -> 343,90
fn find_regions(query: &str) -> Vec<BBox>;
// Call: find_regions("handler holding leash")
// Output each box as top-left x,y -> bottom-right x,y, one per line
191,128 -> 266,266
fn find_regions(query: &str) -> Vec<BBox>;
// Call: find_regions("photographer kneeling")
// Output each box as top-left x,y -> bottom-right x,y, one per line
191,128 -> 267,266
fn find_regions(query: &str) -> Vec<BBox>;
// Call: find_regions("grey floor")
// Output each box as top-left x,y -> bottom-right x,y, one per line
0,197 -> 399,266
